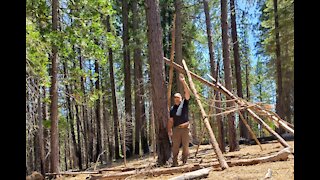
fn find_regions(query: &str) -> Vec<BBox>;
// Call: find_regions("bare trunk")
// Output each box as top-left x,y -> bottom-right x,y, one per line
145,0 -> 171,165
50,0 -> 60,172
174,0 -> 184,94
132,0 -> 141,156
106,15 -> 120,160
79,49 -> 89,168
74,101 -> 83,169
42,86 -> 50,173
63,61 -> 79,169
203,0 -> 225,152
38,85 -> 46,175
273,0 -> 284,134
122,0 -> 133,158
230,0 -> 248,139
220,0 -> 239,152
94,60 -> 104,163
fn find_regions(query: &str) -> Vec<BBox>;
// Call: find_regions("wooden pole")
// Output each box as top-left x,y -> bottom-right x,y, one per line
252,105 -> 294,134
167,14 -> 176,110
163,57 -> 290,149
182,59 -> 229,170
237,109 -> 263,151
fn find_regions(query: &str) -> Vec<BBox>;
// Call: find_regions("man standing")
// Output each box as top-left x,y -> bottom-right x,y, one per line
168,73 -> 191,167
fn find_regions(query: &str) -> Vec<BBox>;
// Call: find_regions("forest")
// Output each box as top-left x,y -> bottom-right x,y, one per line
26,0 -> 294,179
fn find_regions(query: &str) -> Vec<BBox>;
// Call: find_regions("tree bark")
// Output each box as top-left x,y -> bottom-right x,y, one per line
273,0 -> 285,134
174,0 -> 184,95
106,15 -> 120,160
102,82 -> 111,162
145,0 -> 171,165
50,0 -> 60,173
230,0 -> 248,139
79,48 -> 89,168
203,0 -> 225,152
74,92 -> 83,169
122,0 -> 133,158
132,0 -> 141,155
167,13 -> 176,110
42,86 -> 50,173
38,85 -> 46,175
220,0 -> 239,152
94,60 -> 104,163
63,60 -> 79,169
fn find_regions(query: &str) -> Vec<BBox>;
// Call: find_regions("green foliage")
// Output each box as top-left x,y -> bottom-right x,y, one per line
255,0 -> 294,121
26,18 -> 51,87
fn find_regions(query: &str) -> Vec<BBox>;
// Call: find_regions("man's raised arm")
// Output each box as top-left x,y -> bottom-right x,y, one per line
179,73 -> 190,100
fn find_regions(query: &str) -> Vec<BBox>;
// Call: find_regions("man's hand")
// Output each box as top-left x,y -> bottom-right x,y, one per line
179,73 -> 190,100
179,73 -> 185,82
168,129 -> 173,138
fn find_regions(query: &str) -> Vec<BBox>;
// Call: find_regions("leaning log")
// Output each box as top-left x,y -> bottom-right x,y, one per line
182,59 -> 229,170
162,59 -> 290,149
237,109 -> 263,151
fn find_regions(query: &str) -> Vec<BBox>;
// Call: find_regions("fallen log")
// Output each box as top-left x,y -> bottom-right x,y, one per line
203,147 -> 291,168
46,171 -> 99,176
168,167 -> 213,180
89,148 -> 291,180
229,147 -> 291,166
90,164 -> 203,180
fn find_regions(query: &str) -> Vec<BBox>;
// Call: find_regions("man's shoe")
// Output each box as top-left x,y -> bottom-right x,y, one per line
172,161 -> 178,167
182,159 -> 187,165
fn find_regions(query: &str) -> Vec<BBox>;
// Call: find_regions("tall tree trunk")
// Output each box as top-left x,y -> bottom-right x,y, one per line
64,131 -> 68,171
132,0 -> 149,155
94,60 -> 104,163
42,86 -> 50,173
203,0 -> 225,152
74,90 -> 83,170
230,0 -> 248,139
106,15 -> 121,160
50,0 -> 60,173
220,0 -> 239,152
133,0 -> 141,156
78,48 -> 89,168
89,61 -> 97,161
140,87 -> 149,154
37,85 -> 45,175
245,58 -> 251,133
122,0 -> 133,158
63,61 -> 79,169
102,81 -> 111,162
174,0 -> 184,94
145,0 -> 171,165
160,0 -> 169,58
273,0 -> 284,134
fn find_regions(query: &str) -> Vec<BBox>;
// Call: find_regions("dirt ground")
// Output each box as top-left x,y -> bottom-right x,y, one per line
59,140 -> 294,180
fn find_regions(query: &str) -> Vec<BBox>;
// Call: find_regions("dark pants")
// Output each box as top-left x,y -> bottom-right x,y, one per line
172,126 -> 189,165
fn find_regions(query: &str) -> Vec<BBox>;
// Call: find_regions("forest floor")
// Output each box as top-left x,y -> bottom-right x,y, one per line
57,140 -> 294,180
